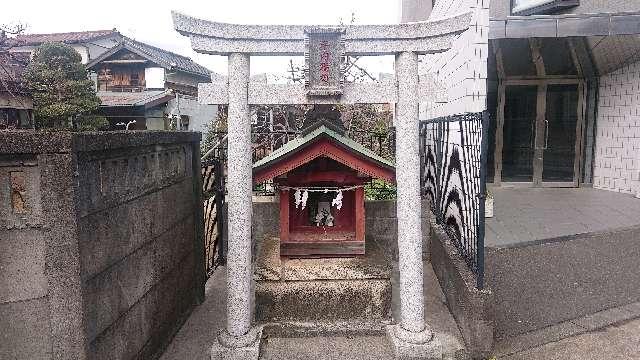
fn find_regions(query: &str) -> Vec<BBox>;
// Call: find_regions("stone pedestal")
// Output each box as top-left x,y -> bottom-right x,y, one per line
254,236 -> 392,322
386,324 -> 442,360
211,327 -> 263,360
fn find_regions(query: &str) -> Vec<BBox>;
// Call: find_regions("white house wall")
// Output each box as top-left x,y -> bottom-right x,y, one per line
145,107 -> 167,130
421,0 -> 490,119
168,96 -> 218,135
593,60 -> 640,197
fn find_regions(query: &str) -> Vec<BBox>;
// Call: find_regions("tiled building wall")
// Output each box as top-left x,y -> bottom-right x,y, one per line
593,60 -> 640,197
421,0 -> 490,119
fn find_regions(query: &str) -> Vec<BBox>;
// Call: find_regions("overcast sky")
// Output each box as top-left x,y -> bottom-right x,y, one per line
3,0 -> 400,75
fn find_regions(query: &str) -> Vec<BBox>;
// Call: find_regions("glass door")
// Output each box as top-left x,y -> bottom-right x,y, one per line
501,85 -> 537,183
540,84 -> 581,186
497,81 -> 584,187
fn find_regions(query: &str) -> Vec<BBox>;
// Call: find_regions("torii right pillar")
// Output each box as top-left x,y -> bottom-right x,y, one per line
387,51 -> 441,359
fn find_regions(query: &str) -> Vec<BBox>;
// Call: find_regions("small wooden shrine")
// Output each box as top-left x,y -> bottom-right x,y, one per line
253,121 -> 395,257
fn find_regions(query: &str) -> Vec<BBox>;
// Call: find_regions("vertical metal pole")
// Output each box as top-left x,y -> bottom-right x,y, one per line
193,145 -> 206,304
435,121 -> 444,224
476,112 -> 489,290
216,159 -> 227,266
394,51 -> 425,333
226,53 -> 252,337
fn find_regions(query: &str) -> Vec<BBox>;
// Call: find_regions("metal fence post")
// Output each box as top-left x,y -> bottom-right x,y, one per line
476,111 -> 489,290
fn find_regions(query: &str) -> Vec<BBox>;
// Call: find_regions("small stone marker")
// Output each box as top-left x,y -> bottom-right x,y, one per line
10,171 -> 27,214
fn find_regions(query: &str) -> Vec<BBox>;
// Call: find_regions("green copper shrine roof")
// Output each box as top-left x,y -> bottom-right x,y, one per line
252,123 -> 395,172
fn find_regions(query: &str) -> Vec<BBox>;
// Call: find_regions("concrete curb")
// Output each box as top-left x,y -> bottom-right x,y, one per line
494,301 -> 640,357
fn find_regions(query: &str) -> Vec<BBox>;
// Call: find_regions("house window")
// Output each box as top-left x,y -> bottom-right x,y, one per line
130,73 -> 140,86
180,115 -> 190,130
511,0 -> 579,16
98,68 -> 112,91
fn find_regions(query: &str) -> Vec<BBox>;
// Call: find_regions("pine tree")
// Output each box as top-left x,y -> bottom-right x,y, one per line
23,42 -> 102,129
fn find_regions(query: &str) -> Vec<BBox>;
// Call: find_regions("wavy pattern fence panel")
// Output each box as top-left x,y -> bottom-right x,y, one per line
420,112 -> 488,289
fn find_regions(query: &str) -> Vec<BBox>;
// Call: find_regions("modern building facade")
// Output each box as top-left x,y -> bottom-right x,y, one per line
400,0 -> 640,353
402,0 -> 640,197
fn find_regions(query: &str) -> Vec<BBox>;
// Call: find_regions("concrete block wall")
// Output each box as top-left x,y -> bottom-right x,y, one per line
0,131 -> 203,360
593,60 -> 640,197
421,0 -> 490,118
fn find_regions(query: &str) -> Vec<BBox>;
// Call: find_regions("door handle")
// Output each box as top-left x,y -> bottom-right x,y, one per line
543,119 -> 549,150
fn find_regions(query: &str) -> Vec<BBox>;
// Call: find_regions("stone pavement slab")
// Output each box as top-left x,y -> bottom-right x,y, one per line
495,301 -> 640,358
500,317 -> 640,360
486,187 -> 640,247
260,335 -> 394,360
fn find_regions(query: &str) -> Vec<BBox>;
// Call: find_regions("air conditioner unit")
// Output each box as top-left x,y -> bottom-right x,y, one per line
511,0 -> 579,16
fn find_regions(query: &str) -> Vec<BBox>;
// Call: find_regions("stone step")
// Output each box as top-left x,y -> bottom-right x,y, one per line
262,321 -> 389,337
255,278 -> 392,322
255,236 -> 393,322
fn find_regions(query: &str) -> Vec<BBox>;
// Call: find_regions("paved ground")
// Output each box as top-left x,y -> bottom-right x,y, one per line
260,336 -> 394,360
501,317 -> 640,360
160,261 -> 465,360
486,187 -> 640,247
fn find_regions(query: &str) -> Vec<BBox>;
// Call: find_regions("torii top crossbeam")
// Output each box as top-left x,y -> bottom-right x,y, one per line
172,11 -> 472,105
172,11 -> 472,56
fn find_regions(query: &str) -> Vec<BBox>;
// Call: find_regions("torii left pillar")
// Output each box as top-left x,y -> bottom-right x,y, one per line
211,52 -> 263,359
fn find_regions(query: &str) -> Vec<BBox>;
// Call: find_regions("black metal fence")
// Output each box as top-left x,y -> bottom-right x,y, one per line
201,157 -> 226,278
420,112 -> 489,289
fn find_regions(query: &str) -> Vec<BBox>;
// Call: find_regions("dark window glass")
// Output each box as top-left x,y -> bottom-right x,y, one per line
539,38 -> 577,76
500,39 -> 536,77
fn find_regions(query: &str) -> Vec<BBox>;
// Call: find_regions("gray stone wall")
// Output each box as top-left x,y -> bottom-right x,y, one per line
0,131 -> 202,360
429,218 -> 495,359
1,154 -> 52,360
365,200 -> 431,261
250,199 -> 430,260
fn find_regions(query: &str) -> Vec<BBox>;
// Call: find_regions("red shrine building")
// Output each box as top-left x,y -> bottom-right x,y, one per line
253,121 -> 395,257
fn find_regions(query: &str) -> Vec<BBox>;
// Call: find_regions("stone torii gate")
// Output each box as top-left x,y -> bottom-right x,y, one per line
173,11 -> 471,359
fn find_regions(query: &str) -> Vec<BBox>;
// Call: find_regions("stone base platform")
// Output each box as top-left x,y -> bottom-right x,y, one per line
255,236 -> 392,322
